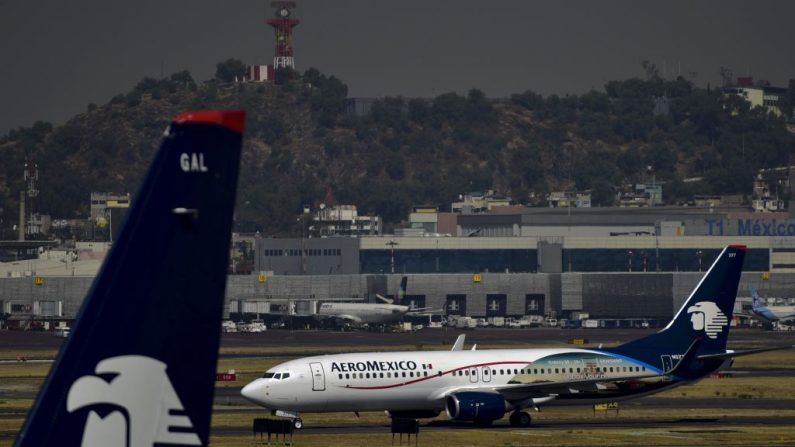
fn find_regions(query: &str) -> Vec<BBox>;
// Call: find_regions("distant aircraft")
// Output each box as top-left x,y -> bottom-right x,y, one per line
749,286 -> 795,324
14,110 -> 244,446
242,245 -> 793,429
315,277 -> 437,326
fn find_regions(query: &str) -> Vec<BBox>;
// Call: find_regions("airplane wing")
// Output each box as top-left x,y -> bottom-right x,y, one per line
406,307 -> 444,315
334,315 -> 363,324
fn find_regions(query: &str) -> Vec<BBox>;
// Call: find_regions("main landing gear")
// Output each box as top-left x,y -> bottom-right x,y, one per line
292,418 -> 303,430
508,411 -> 532,427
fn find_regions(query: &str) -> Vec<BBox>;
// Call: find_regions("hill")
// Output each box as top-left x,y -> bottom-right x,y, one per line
1,67 -> 794,236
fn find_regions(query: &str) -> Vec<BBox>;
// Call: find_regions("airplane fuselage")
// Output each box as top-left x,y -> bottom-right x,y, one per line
242,347 -> 690,413
751,305 -> 795,323
316,303 -> 409,324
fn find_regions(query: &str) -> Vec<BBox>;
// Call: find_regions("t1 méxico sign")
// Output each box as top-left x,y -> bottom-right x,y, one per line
704,218 -> 795,236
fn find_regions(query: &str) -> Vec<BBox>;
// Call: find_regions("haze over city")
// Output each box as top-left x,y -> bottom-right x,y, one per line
2,0 -> 794,134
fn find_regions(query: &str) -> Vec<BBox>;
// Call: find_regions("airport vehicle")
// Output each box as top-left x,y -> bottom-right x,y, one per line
14,110 -> 244,446
242,245 -> 793,429
315,277 -> 436,326
749,286 -> 795,324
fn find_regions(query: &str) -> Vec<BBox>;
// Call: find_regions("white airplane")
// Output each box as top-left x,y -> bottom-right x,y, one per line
749,286 -> 795,324
242,245 -> 793,429
315,277 -> 437,326
15,110 -> 244,445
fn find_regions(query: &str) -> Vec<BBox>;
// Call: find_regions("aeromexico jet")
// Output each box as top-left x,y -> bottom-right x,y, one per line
242,245 -> 792,429
15,110 -> 244,446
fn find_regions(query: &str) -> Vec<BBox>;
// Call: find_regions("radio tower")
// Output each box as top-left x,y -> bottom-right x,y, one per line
267,1 -> 300,70
23,162 -> 39,237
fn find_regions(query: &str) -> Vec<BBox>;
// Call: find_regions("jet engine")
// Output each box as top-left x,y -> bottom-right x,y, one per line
445,392 -> 506,421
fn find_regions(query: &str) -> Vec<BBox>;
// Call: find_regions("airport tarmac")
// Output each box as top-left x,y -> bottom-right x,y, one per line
2,326 -> 793,354
1,327 -> 793,446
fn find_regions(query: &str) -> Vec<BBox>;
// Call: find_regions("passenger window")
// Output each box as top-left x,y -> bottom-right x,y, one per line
366,373 -> 370,379
338,374 -> 342,380
380,373 -> 384,378
345,373 -> 350,379
500,369 -> 504,375
359,373 -> 364,379
533,369 -> 538,374
540,369 -> 545,374
576,368 -> 580,373
402,372 -> 406,378
465,370 -> 469,376
424,372 -> 428,377
609,367 -> 614,373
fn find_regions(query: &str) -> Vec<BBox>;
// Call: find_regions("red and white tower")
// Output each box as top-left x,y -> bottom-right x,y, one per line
268,1 -> 300,70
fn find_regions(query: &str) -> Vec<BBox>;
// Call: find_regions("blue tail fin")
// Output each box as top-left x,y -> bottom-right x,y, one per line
15,111 -> 244,446
749,285 -> 763,310
606,245 -> 745,367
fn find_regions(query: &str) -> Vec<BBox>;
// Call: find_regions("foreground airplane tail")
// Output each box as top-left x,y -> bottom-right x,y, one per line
15,111 -> 244,446
607,245 -> 745,368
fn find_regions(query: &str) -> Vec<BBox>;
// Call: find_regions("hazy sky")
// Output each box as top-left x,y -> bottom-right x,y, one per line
2,0 -> 794,134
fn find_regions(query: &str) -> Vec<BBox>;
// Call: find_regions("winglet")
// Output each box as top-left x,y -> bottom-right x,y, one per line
451,334 -> 466,351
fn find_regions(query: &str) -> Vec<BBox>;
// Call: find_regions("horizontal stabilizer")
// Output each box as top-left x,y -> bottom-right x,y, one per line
698,345 -> 795,361
375,294 -> 394,304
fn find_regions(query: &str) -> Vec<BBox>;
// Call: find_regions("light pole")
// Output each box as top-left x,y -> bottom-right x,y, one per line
386,240 -> 399,274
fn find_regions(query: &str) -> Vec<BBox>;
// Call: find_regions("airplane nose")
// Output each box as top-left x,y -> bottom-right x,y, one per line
241,379 -> 268,405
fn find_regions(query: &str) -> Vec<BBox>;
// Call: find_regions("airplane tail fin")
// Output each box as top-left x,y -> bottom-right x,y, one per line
607,245 -> 745,367
15,111 -> 244,447
397,276 -> 408,304
750,285 -> 763,309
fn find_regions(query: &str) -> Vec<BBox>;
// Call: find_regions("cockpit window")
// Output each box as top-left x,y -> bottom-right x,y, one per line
282,373 -> 290,379
262,372 -> 275,379
274,373 -> 282,380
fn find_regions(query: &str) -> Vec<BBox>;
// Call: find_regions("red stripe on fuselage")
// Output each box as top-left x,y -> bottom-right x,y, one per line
343,360 -> 531,390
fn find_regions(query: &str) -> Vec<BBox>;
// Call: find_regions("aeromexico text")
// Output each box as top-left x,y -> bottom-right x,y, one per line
331,360 -> 418,373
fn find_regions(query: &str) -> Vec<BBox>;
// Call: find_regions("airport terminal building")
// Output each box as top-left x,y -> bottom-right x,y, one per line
3,206 -> 795,325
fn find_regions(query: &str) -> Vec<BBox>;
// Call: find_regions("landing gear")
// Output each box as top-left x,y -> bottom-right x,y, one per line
509,411 -> 532,427
292,419 -> 303,430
